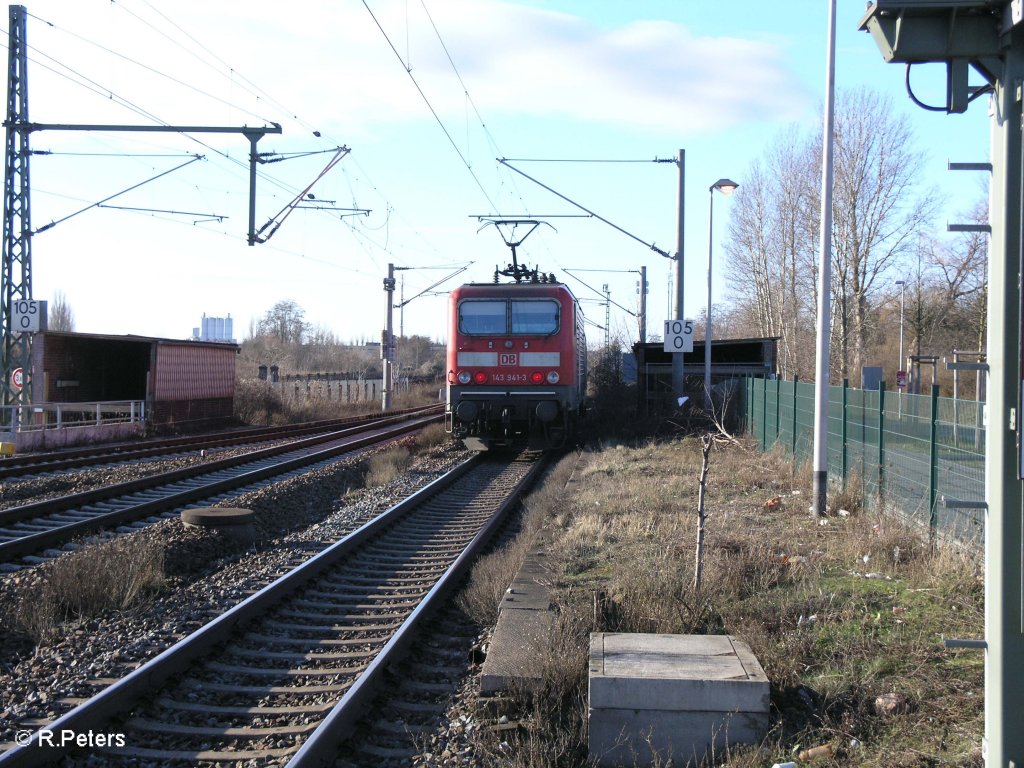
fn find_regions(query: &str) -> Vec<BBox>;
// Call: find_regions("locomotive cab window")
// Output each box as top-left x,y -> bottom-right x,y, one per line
459,300 -> 507,335
511,299 -> 559,334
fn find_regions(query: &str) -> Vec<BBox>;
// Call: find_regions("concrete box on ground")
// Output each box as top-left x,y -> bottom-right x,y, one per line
589,633 -> 769,767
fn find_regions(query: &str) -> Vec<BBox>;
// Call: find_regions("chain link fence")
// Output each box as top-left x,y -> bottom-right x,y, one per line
745,377 -> 985,547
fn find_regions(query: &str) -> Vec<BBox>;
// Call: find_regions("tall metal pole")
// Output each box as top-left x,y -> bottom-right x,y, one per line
897,280 -> 905,377
704,186 -> 715,411
603,284 -> 610,352
671,149 -> 686,398
1,5 -> 31,415
897,279 -> 905,417
638,265 -> 647,343
811,0 -> 836,517
382,263 -> 395,411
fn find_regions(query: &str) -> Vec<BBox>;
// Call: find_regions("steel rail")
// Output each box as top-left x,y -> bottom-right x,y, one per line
0,408 -> 433,527
0,413 -> 440,563
0,404 -> 441,480
0,453 -> 543,767
289,455 -> 546,766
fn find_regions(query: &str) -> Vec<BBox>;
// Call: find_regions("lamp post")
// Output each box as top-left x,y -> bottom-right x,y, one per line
704,178 -> 738,412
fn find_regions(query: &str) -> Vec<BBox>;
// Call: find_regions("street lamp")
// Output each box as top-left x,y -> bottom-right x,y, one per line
704,178 -> 739,411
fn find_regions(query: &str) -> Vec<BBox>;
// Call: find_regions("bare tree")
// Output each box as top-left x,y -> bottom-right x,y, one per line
829,87 -> 937,378
932,200 -> 988,361
48,291 -> 75,332
256,299 -> 308,346
724,128 -> 818,379
725,87 -> 936,383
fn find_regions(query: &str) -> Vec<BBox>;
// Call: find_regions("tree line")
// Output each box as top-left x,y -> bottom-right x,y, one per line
721,87 -> 987,395
240,299 -> 445,379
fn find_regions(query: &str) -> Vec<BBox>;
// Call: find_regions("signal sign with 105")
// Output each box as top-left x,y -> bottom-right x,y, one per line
12,299 -> 45,333
663,319 -> 695,353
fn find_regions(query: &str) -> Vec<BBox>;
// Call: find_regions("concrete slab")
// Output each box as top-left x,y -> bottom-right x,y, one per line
501,549 -> 552,610
589,633 -> 769,767
479,546 -> 555,693
479,608 -> 554,693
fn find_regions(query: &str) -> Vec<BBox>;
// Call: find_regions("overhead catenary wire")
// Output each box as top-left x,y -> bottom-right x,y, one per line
116,1 -> 452,271
563,270 -> 636,317
15,37 -> 308,206
13,11 -> 346,225
34,154 -> 205,234
362,0 -> 500,213
416,0 -> 537,217
394,264 -> 471,308
22,11 -> 277,126
498,159 -> 671,259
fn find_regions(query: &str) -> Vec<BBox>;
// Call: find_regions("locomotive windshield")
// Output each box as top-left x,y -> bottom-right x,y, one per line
459,298 -> 561,335
459,300 -> 506,334
511,299 -> 559,334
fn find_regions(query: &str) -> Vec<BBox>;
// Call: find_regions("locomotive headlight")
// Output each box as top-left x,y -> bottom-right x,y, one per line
457,371 -> 472,384
530,371 -> 544,384
546,371 -> 560,384
473,371 -> 488,384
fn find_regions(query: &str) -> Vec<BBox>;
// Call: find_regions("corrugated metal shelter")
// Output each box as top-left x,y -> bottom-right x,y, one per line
32,331 -> 238,433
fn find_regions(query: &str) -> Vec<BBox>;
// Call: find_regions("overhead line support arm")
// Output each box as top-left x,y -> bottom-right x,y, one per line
4,121 -> 283,245
497,158 -> 671,259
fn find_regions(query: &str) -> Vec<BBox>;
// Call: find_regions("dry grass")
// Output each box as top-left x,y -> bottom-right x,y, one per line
455,436 -> 984,767
234,379 -> 441,426
364,446 -> 414,487
2,533 -> 166,643
413,422 -> 449,454
458,454 -> 578,626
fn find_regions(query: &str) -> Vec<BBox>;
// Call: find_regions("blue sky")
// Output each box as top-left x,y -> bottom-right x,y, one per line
13,0 -> 990,347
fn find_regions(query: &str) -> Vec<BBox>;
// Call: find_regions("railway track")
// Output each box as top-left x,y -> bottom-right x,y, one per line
0,404 -> 441,481
0,409 -> 441,565
0,452 -> 544,767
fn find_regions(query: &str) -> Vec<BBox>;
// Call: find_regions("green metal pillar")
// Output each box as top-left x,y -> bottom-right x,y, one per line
841,378 -> 848,491
928,383 -> 940,538
859,4 -> 1024,762
984,48 -> 1024,766
878,382 -> 886,501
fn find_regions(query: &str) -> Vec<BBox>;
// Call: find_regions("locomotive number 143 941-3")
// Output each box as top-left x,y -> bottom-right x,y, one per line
491,373 -> 529,383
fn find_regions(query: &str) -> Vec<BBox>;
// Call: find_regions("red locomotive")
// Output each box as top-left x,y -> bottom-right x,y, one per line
446,266 -> 587,451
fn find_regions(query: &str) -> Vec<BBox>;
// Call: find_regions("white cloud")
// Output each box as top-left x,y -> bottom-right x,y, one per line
25,0 -> 809,137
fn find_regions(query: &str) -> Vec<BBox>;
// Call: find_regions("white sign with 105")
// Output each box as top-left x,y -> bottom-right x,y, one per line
663,319 -> 694,353
11,299 -> 46,333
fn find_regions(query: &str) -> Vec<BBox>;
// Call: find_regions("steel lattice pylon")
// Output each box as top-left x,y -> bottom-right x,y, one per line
1,4 -> 31,416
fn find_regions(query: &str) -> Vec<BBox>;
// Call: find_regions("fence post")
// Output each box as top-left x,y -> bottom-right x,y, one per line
774,376 -> 782,447
929,383 -> 939,537
745,376 -> 751,435
761,377 -> 768,451
791,375 -> 799,459
841,378 -> 849,491
877,382 -> 886,502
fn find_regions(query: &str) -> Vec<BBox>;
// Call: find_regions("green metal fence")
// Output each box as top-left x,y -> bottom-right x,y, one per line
745,377 -> 985,546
